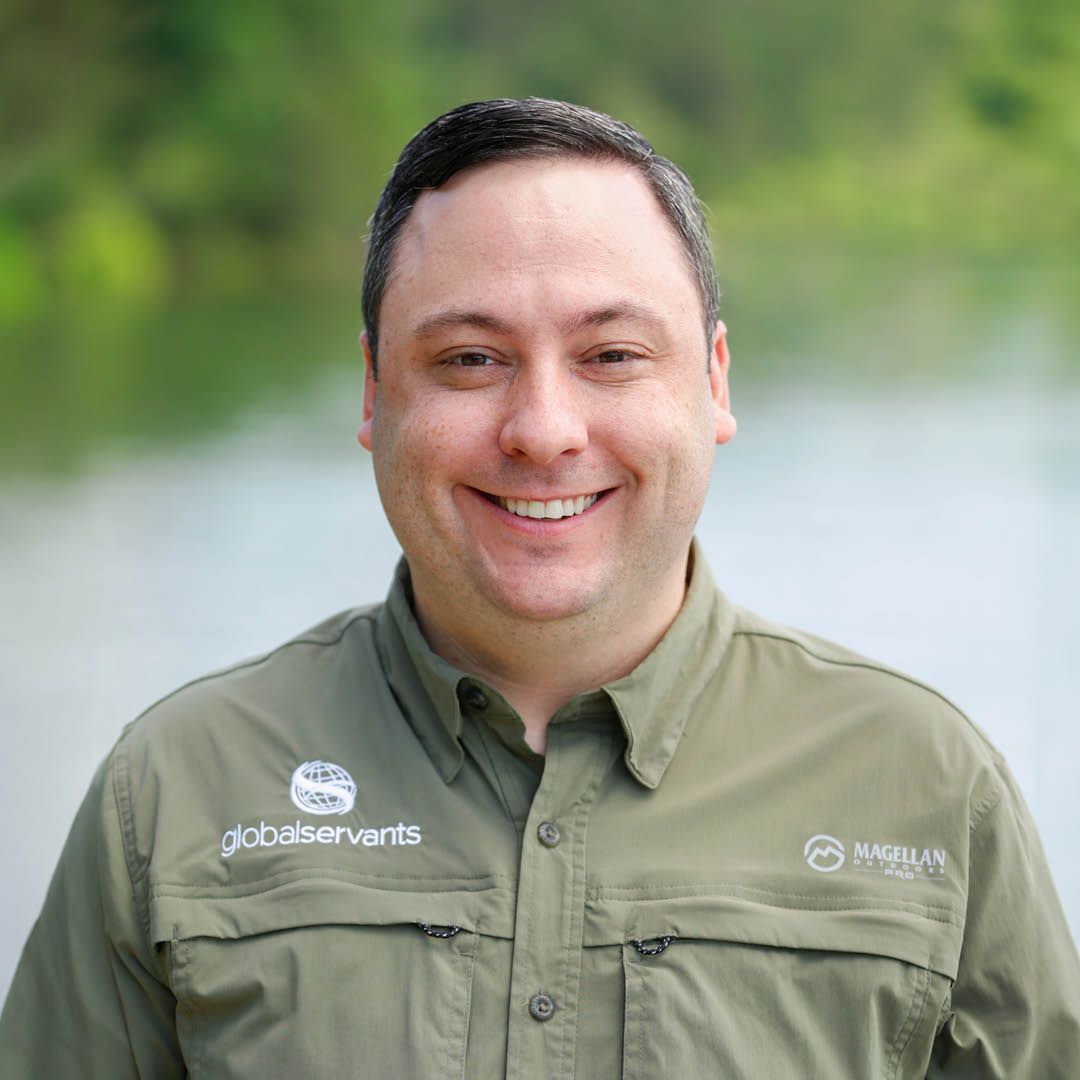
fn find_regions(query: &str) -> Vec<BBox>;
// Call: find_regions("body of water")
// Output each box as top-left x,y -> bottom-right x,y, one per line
2,252 -> 1080,993
2,361 -> 1078,996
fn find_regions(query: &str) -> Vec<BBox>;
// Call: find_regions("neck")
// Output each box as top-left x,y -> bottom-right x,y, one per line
411,558 -> 690,753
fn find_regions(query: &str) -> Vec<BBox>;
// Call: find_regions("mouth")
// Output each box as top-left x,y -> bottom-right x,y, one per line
482,491 -> 604,521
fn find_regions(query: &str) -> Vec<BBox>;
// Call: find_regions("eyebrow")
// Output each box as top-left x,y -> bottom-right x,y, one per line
411,310 -> 514,339
410,301 -> 667,340
559,302 -> 667,336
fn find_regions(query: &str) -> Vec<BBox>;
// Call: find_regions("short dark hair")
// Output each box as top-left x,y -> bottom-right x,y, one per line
362,98 -> 719,374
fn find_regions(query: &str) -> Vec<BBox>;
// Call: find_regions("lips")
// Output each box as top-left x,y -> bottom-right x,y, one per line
491,493 -> 601,520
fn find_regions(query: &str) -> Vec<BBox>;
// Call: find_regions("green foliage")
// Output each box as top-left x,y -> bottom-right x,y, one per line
53,189 -> 169,302
2,0 -> 1077,316
1,0 -> 1078,471
0,216 -> 44,323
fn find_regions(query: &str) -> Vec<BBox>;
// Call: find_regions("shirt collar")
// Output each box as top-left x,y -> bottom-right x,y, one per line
373,540 -> 735,789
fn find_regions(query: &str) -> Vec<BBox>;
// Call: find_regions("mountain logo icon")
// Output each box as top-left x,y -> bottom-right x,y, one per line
804,834 -> 846,873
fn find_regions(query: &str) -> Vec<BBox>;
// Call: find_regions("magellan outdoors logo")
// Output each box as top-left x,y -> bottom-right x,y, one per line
804,834 -> 846,872
219,760 -> 422,858
803,832 -> 948,882
290,760 -> 357,815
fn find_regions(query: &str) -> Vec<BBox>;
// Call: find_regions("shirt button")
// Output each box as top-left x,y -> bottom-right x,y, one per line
529,993 -> 556,1022
460,683 -> 489,710
537,821 -> 561,848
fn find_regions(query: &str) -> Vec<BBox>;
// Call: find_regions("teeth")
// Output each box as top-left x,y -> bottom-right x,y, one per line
497,493 -> 600,520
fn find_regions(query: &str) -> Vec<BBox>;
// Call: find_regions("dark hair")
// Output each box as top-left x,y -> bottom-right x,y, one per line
361,98 -> 718,374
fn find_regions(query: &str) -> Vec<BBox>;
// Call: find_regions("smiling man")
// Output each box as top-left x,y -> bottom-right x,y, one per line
359,152 -> 734,753
2,98 -> 1078,1078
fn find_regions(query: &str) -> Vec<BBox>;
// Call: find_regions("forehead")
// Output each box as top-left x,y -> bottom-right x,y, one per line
381,157 -> 699,328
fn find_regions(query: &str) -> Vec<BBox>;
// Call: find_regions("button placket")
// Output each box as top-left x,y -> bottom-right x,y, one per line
504,724 -> 616,1080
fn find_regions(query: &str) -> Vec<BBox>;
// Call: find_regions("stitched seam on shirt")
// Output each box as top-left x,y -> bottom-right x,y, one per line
560,795 -> 585,1080
469,720 -> 521,828
620,947 -> 644,1080
886,960 -> 932,1078
969,785 -> 1004,834
636,952 -> 646,1080
110,739 -> 154,947
502,735 -> 562,1079
587,884 -> 961,926
558,742 -> 612,1080
530,738 -> 560,1072
560,793 -> 590,1080
447,927 -> 477,1080
730,629 -> 992,742
151,869 -> 512,895
172,935 -> 205,1075
130,610 -> 378,723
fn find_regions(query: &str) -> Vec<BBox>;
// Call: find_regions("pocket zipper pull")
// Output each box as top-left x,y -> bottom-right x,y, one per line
631,935 -> 674,956
418,921 -> 462,939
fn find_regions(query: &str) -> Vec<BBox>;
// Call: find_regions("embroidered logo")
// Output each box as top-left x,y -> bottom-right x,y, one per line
801,832 -> 948,882
217,760 -> 423,858
804,834 -> 846,873
852,840 -> 947,880
290,760 -> 357,816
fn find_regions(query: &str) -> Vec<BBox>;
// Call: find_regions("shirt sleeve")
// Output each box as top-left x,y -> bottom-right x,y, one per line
0,754 -> 185,1078
928,761 -> 1080,1078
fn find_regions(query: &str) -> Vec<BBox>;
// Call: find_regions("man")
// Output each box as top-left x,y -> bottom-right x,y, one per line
2,98 -> 1077,1077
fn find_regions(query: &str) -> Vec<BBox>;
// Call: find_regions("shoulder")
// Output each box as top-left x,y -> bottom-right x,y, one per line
718,603 -> 1006,819
729,606 -> 993,740
122,604 -> 381,751
146,603 -> 381,710
106,605 -> 388,845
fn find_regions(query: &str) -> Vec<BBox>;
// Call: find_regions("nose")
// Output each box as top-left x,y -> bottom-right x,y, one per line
497,362 -> 588,464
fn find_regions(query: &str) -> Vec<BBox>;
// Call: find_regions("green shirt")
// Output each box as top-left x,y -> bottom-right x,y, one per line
3,550 -> 1078,1077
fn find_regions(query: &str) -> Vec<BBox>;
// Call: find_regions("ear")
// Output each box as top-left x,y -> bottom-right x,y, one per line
357,331 -> 377,451
709,320 -> 737,446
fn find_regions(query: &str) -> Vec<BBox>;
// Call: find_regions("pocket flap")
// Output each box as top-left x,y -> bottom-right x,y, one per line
584,891 -> 962,980
150,873 -> 516,944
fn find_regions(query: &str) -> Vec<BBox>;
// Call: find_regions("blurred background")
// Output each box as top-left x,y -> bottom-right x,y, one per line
2,0 -> 1078,996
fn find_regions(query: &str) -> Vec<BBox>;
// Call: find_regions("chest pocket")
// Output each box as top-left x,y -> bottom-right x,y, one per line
586,892 -> 961,1080
150,875 -> 512,1080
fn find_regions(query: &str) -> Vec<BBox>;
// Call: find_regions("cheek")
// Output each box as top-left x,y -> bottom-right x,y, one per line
639,402 -> 718,518
372,400 -> 489,508
374,392 -> 453,459
611,390 -> 716,469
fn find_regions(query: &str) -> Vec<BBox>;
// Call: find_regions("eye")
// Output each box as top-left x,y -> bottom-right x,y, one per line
437,351 -> 497,369
590,349 -> 638,364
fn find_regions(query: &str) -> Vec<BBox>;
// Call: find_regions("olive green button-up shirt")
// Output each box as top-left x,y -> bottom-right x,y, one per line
3,550 -> 1079,1077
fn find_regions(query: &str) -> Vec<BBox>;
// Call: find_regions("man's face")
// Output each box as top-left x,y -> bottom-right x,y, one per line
359,157 -> 735,638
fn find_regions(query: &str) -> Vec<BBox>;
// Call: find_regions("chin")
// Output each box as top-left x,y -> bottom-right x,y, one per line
486,576 -> 604,625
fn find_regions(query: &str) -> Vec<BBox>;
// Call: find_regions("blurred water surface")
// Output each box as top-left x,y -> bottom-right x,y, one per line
2,261 -> 1079,997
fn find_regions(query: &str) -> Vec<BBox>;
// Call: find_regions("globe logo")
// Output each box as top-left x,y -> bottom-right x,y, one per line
804,833 -> 846,873
290,760 -> 357,816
